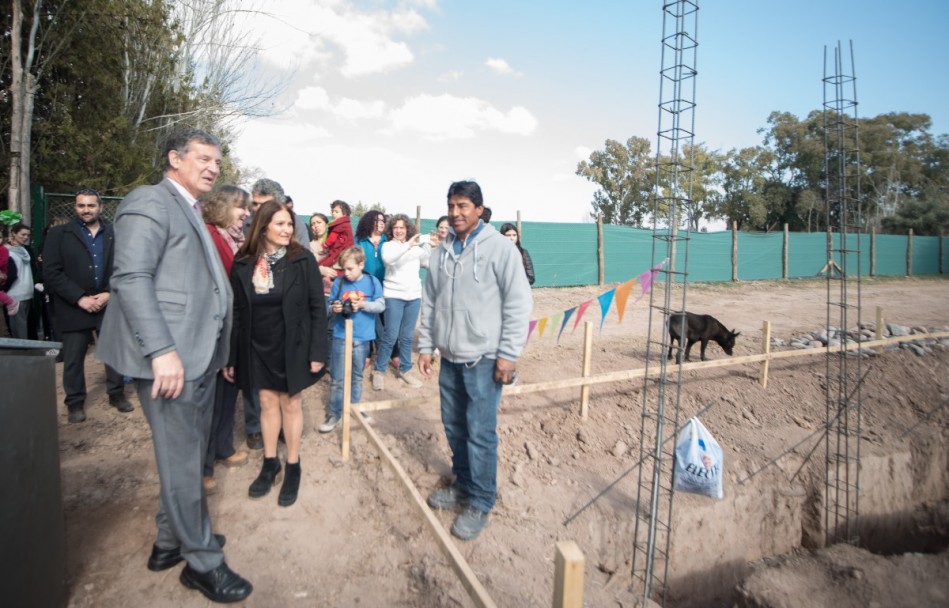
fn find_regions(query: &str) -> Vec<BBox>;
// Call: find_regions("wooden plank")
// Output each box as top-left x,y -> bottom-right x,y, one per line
579,322 -> 593,420
341,320 -> 353,461
596,213 -> 604,286
759,320 -> 771,389
732,221 -> 738,282
782,224 -> 789,279
553,541 -> 585,608
356,331 -> 949,412
353,408 -> 498,608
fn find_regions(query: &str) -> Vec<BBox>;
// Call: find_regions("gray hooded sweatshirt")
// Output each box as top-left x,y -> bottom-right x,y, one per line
419,221 -> 532,363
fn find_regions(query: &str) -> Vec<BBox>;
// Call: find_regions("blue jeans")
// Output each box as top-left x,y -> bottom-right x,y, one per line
330,337 -> 371,418
374,297 -> 420,374
438,358 -> 502,513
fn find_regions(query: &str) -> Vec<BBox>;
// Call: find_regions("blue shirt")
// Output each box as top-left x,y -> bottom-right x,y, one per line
76,218 -> 106,291
329,274 -> 383,341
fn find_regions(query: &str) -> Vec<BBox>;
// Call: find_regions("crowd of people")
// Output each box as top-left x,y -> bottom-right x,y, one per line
0,128 -> 534,604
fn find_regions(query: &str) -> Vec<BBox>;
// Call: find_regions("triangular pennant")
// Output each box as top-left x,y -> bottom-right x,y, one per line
614,278 -> 636,323
572,300 -> 593,332
596,289 -> 616,332
549,312 -> 563,339
558,307 -> 576,343
527,319 -> 538,342
537,317 -> 549,337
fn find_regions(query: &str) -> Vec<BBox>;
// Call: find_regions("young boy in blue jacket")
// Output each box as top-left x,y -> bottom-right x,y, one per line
319,246 -> 385,432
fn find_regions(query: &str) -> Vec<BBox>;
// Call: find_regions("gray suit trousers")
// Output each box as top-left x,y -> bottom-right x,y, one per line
137,369 -> 223,573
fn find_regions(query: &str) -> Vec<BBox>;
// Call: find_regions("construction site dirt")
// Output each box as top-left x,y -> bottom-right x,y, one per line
56,276 -> 949,607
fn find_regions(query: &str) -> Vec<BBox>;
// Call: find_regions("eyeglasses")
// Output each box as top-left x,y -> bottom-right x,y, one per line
376,218 -> 386,223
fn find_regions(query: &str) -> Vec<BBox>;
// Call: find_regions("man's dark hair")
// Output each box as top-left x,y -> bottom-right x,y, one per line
446,180 -> 483,207
74,188 -> 102,205
252,178 -> 287,204
162,129 -> 220,172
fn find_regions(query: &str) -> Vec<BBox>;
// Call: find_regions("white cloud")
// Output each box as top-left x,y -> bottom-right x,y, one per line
388,94 -> 538,140
485,57 -> 522,77
438,70 -> 463,82
252,1 -> 432,78
574,145 -> 592,160
295,86 -> 331,111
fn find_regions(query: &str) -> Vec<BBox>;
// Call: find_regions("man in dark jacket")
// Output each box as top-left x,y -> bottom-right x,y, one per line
43,188 -> 133,423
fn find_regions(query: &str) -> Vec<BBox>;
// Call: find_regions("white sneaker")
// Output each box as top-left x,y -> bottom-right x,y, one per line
398,369 -> 423,388
371,370 -> 385,391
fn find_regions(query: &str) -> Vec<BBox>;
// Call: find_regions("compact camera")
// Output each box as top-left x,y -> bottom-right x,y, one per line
340,299 -> 354,318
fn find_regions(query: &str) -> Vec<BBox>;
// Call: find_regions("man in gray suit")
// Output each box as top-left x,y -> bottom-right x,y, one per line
98,129 -> 252,603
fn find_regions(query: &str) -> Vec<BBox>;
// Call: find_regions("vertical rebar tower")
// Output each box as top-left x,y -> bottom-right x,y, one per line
630,2 -> 699,604
822,40 -> 863,546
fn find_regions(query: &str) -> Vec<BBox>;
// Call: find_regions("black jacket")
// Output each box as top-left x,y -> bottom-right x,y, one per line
229,251 -> 328,396
42,221 -> 115,333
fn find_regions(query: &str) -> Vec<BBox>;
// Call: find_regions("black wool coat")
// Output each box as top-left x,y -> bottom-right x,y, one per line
229,251 -> 329,396
42,221 -> 115,333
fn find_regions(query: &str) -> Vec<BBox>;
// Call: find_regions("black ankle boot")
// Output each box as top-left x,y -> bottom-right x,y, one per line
278,461 -> 301,507
248,457 -> 281,498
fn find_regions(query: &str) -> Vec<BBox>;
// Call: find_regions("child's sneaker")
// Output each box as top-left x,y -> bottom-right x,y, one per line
371,370 -> 385,391
398,369 -> 423,388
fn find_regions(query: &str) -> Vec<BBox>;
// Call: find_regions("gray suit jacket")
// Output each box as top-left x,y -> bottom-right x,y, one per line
98,179 -> 233,380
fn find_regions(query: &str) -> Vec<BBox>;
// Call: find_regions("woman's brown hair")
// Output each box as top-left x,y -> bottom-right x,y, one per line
236,200 -> 306,261
201,185 -> 250,229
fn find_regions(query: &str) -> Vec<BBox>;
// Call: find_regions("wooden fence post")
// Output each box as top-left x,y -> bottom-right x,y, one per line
517,210 -> 523,242
782,224 -> 789,279
580,322 -> 593,420
875,306 -> 884,341
596,213 -> 604,285
907,228 -> 914,276
341,319 -> 353,461
940,230 -> 945,274
759,320 -> 771,388
553,541 -> 585,608
870,226 -> 876,277
416,205 -> 422,233
731,221 -> 738,282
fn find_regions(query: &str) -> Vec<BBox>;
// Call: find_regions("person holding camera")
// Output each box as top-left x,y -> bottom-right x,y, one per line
319,246 -> 385,433
371,214 -> 431,390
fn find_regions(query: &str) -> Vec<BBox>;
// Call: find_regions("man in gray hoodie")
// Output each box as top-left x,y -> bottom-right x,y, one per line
418,180 -> 532,540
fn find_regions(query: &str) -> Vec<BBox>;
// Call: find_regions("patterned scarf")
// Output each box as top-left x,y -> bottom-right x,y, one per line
215,225 -> 244,254
252,247 -> 287,294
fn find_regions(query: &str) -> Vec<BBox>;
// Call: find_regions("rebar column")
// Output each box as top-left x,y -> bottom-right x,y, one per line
630,2 -> 699,605
822,40 -> 863,546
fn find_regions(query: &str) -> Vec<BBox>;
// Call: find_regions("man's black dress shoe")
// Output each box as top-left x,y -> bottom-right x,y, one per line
109,395 -> 135,413
147,534 -> 226,571
179,562 -> 253,603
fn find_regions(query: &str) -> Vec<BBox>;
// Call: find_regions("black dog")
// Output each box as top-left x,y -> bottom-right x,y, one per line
667,312 -> 739,362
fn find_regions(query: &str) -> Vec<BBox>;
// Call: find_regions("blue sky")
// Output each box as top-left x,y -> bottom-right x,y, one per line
232,0 -> 948,223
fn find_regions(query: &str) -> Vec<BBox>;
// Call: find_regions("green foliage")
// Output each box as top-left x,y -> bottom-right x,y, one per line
575,137 -> 655,226
881,198 -> 949,236
351,202 -> 387,218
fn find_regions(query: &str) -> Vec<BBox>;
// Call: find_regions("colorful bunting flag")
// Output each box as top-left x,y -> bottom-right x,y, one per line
596,289 -> 615,332
558,307 -> 576,343
537,316 -> 548,337
549,312 -> 563,340
572,300 -> 593,332
614,278 -> 636,323
527,319 -> 538,341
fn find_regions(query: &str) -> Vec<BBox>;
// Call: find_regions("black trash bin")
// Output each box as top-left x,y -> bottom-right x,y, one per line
0,338 -> 67,608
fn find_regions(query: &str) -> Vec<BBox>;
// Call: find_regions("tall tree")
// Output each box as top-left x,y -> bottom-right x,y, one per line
576,136 -> 655,226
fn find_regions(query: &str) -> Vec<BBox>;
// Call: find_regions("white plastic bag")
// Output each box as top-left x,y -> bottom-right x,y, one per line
673,417 -> 724,499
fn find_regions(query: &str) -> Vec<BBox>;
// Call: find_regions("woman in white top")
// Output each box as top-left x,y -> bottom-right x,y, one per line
371,214 -> 429,389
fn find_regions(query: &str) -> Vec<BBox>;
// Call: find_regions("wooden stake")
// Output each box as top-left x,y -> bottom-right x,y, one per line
579,322 -> 593,420
354,404 -> 498,608
758,320 -> 771,388
875,306 -> 884,344
553,541 -> 585,608
416,205 -> 422,234
341,319 -> 353,461
870,227 -> 876,277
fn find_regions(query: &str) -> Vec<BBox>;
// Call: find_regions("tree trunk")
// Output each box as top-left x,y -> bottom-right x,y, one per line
9,0 -> 25,219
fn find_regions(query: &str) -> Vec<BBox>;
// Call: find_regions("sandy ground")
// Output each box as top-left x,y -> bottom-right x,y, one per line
49,275 -> 949,607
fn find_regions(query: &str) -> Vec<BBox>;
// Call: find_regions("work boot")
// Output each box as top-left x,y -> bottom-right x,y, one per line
278,461 -> 301,507
67,407 -> 86,423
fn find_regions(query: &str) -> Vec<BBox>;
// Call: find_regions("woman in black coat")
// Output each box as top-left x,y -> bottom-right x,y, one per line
224,201 -> 328,507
